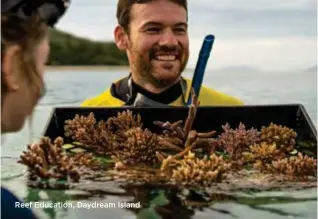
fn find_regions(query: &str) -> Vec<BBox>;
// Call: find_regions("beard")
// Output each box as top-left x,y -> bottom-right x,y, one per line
130,43 -> 189,89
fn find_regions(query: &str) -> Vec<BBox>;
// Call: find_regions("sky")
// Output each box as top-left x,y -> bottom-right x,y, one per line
55,0 -> 317,72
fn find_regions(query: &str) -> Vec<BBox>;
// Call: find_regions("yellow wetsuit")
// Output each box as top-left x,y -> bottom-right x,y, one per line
81,76 -> 243,107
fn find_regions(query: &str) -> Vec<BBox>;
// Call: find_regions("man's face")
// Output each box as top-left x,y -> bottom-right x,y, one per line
126,0 -> 189,88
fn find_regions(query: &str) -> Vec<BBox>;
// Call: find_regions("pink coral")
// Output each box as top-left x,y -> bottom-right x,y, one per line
217,123 -> 261,159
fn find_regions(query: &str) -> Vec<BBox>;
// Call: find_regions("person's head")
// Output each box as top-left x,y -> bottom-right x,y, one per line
1,0 -> 70,133
115,0 -> 189,92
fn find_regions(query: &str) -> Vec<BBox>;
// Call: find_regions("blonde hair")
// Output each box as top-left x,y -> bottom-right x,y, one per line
1,13 -> 48,95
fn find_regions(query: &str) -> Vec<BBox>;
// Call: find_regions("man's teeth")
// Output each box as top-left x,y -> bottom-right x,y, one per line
155,55 -> 176,61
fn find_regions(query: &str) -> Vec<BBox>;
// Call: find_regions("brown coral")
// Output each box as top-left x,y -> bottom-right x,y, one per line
112,127 -> 160,165
217,123 -> 261,160
243,142 -> 283,167
106,110 -> 143,134
64,113 -> 111,155
71,153 -> 102,170
18,137 -> 80,182
64,110 -> 143,156
154,92 -> 217,154
161,151 -> 230,187
264,152 -> 317,178
260,123 -> 297,154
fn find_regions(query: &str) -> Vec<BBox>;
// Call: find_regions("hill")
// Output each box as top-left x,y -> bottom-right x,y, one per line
48,29 -> 128,66
214,65 -> 262,73
305,65 -> 317,72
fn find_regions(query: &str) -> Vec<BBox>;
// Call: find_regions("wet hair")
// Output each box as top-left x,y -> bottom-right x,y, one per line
116,0 -> 188,33
1,12 -> 48,95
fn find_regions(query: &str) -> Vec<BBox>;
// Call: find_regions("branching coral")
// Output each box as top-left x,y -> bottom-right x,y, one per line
154,92 -> 218,154
260,123 -> 297,154
64,110 -> 143,156
111,127 -> 160,165
71,153 -> 102,170
264,152 -> 317,178
64,113 -> 111,155
217,123 -> 261,160
107,110 -> 143,134
18,137 -> 80,182
242,142 -> 283,169
160,151 -> 230,187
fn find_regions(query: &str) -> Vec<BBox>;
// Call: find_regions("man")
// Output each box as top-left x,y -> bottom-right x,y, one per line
82,0 -> 243,107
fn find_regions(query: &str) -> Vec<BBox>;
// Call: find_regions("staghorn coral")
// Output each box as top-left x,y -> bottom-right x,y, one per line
64,113 -> 111,155
242,142 -> 284,168
18,137 -> 80,182
161,151 -> 230,187
260,123 -> 297,154
217,123 -> 261,160
111,127 -> 160,165
107,110 -> 143,134
153,92 -> 200,150
64,110 -> 143,156
264,152 -> 317,178
154,120 -> 185,150
71,153 -> 102,170
154,92 -> 218,154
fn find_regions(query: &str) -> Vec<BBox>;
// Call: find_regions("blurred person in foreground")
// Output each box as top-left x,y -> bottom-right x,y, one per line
82,0 -> 243,107
1,0 -> 70,218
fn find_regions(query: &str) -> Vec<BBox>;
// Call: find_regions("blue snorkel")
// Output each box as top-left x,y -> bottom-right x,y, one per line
187,34 -> 215,105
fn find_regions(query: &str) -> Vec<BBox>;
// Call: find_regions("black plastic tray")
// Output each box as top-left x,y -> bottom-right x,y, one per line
42,104 -> 317,155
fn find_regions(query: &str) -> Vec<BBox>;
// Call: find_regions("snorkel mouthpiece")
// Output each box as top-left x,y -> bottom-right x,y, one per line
187,34 -> 215,105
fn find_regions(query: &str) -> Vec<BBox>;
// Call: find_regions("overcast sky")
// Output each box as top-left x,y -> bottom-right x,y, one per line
55,0 -> 317,71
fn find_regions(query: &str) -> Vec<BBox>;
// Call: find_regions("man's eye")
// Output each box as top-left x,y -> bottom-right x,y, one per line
175,28 -> 186,34
146,28 -> 160,33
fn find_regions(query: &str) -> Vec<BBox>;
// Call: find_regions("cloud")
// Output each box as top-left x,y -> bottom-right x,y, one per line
57,0 -> 316,39
54,0 -> 317,71
188,9 -> 316,39
189,0 -> 316,10
188,36 -> 317,71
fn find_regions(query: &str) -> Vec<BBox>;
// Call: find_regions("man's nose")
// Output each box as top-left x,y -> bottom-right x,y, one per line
159,29 -> 178,47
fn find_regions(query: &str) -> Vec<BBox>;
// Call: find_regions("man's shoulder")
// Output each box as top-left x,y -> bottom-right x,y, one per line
81,77 -> 128,107
81,88 -> 124,107
182,78 -> 243,106
199,85 -> 243,105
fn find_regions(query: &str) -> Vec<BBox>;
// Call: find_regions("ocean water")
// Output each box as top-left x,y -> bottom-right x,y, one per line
1,68 -> 317,219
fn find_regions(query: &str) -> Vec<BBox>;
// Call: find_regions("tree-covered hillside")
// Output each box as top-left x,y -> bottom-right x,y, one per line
48,29 -> 128,66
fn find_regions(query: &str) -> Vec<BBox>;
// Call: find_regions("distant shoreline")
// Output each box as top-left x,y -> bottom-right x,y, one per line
46,65 -> 129,72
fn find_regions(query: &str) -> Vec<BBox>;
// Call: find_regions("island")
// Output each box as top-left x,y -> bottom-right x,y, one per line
48,29 -> 129,66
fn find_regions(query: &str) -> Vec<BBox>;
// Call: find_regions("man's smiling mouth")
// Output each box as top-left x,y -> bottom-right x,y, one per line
155,55 -> 177,61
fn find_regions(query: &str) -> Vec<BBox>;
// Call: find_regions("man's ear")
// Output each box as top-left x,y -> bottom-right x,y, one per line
2,45 -> 21,91
114,25 -> 129,50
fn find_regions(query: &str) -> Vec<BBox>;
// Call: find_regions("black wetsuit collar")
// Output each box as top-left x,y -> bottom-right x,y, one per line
110,75 -> 186,105
130,79 -> 183,104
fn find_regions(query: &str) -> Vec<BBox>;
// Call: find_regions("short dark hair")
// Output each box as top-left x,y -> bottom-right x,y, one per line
116,0 -> 188,33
